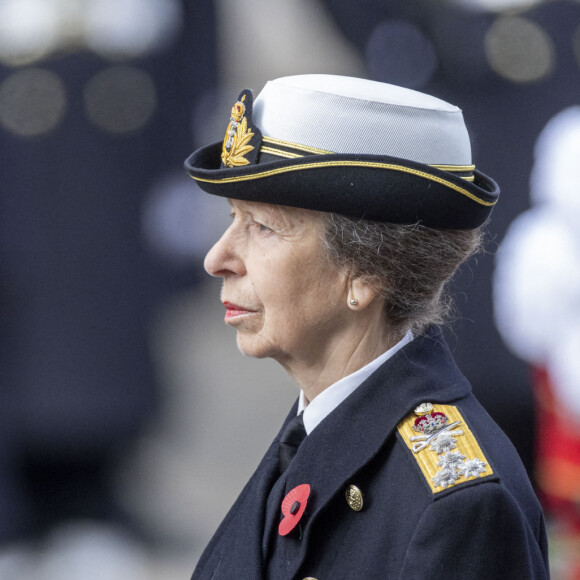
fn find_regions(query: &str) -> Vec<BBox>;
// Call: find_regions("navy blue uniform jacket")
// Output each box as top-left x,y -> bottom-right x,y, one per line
192,329 -> 550,579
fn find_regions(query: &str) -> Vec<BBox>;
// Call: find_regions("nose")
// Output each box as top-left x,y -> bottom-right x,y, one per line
204,225 -> 245,278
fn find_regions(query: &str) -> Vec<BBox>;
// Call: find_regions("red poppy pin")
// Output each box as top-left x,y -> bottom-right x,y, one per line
279,484 -> 311,536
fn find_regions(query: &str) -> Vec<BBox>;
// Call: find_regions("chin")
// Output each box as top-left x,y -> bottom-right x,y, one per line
235,333 -> 280,360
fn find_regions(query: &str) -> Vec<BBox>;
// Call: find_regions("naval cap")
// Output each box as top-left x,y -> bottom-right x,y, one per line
185,74 -> 499,229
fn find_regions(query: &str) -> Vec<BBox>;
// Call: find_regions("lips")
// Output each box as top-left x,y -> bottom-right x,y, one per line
223,301 -> 256,320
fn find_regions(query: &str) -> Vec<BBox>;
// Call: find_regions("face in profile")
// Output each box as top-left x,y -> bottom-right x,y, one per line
203,199 -> 353,369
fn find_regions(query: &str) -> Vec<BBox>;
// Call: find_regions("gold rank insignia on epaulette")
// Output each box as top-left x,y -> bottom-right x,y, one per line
397,403 -> 493,494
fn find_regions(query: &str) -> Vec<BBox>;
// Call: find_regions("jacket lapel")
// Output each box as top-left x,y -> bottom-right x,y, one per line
270,329 -> 472,578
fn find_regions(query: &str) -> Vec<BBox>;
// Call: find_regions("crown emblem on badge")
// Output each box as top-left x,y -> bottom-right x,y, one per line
410,404 -> 462,453
221,90 -> 260,168
413,411 -> 449,435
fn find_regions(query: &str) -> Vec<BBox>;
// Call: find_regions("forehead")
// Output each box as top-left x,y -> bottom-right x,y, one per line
228,199 -> 325,230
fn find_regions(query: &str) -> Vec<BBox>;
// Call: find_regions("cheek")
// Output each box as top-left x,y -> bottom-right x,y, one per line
246,269 -> 302,333
251,254 -> 297,299
248,236 -> 346,324
271,265 -> 345,323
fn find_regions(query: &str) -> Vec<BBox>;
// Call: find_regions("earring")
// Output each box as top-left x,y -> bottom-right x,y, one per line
350,298 -> 358,306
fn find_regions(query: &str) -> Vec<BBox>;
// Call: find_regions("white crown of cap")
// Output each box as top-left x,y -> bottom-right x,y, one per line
253,74 -> 472,166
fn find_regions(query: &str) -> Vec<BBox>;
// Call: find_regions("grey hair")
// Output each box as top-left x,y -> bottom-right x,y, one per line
321,213 -> 485,336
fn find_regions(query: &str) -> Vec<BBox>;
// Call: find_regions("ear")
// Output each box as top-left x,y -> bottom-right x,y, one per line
347,277 -> 379,310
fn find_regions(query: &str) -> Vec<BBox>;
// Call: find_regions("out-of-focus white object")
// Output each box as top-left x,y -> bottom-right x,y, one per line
0,0 -> 60,65
0,0 -> 182,65
36,521 -> 149,580
85,0 -> 182,59
494,106 -> 580,417
530,107 -> 580,212
446,0 -> 543,13
0,522 -> 150,580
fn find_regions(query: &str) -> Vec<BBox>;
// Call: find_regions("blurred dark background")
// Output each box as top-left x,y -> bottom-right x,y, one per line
1,0 -> 578,577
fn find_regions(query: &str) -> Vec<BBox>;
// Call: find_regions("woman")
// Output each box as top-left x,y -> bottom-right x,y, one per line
185,75 -> 549,579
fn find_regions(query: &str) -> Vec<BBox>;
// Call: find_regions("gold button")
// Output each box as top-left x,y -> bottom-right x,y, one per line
302,577 -> 318,580
345,484 -> 364,511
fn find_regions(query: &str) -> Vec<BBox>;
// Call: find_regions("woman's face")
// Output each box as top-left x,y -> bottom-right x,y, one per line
204,199 -> 352,368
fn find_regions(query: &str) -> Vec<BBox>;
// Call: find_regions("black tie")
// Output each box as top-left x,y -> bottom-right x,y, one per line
278,413 -> 307,475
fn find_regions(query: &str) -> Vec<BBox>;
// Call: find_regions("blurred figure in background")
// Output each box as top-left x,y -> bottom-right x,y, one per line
0,0 -> 216,577
494,107 -> 580,578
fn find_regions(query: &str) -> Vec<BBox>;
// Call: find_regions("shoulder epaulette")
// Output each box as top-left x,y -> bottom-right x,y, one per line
397,402 -> 493,494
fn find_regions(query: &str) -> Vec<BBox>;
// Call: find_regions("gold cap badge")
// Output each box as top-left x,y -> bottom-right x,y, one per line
221,89 -> 262,168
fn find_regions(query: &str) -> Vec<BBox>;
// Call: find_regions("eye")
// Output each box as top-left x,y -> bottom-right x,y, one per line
252,219 -> 272,233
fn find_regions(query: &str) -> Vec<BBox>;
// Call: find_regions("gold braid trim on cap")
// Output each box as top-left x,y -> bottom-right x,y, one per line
432,164 -> 476,172
191,160 -> 496,207
261,138 -> 475,180
259,146 -> 303,159
261,136 -> 332,155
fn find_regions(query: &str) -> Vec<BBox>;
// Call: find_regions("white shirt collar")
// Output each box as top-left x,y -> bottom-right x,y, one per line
297,330 -> 413,435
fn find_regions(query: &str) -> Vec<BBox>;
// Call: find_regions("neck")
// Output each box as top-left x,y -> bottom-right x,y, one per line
276,313 -> 400,403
